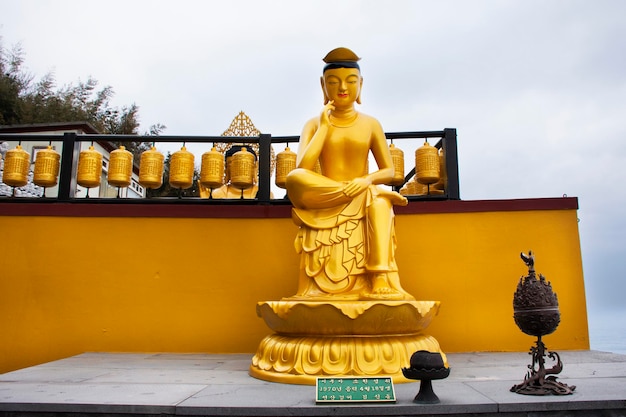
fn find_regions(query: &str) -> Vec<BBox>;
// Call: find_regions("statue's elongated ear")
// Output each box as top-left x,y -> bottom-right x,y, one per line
320,76 -> 329,105
356,77 -> 363,105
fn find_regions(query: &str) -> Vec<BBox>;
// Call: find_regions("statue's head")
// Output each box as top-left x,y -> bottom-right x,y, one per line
322,47 -> 360,73
321,47 -> 363,105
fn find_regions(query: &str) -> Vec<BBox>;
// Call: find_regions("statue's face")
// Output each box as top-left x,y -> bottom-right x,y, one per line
321,67 -> 362,107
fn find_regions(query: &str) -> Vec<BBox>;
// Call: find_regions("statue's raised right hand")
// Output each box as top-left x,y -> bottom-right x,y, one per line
319,101 -> 335,128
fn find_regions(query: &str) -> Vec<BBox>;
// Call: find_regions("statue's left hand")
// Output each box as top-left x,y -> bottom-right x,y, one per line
343,177 -> 371,198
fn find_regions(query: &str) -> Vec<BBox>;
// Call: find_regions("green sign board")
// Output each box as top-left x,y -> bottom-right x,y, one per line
316,376 -> 396,403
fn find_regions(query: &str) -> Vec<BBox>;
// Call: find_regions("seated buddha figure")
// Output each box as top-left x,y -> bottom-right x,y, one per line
285,47 -> 413,301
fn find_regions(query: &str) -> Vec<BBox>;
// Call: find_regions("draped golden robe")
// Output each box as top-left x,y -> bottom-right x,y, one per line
286,168 -> 410,299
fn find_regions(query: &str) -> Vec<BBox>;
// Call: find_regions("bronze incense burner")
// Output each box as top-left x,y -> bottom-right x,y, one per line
511,251 -> 575,395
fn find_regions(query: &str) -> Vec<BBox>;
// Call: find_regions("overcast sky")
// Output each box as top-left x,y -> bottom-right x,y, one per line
2,0 -> 625,345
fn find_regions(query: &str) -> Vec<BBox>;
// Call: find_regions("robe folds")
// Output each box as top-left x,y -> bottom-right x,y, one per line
287,168 -> 399,294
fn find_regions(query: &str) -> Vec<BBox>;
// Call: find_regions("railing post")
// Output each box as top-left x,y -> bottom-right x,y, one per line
58,133 -> 80,201
257,133 -> 272,202
443,128 -> 460,200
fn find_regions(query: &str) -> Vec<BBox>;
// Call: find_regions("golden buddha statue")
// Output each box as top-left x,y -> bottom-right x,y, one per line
250,48 -> 444,385
285,47 -> 411,301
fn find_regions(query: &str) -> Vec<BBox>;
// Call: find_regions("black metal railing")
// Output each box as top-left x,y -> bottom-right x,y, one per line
0,128 -> 459,204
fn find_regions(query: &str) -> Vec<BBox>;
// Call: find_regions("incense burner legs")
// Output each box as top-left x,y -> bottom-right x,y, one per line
510,336 -> 575,395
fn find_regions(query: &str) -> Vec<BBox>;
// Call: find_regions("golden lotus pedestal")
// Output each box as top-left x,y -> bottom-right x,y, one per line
249,300 -> 445,385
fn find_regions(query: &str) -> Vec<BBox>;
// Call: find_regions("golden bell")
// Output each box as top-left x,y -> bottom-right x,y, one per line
169,145 -> 194,190
200,147 -> 225,189
230,147 -> 256,190
77,145 -> 103,188
107,145 -> 133,188
2,144 -> 31,188
275,146 -> 296,189
388,143 -> 405,186
33,145 -> 61,188
138,146 -> 164,189
415,140 -> 440,185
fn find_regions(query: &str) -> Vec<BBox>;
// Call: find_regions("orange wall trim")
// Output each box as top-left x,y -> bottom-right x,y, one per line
0,197 -> 587,373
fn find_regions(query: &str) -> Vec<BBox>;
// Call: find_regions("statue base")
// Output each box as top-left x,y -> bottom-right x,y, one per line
250,300 -> 445,385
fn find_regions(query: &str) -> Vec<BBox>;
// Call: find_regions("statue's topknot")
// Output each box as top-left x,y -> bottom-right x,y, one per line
323,47 -> 360,73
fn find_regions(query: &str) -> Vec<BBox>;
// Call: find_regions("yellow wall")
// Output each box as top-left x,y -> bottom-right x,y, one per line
0,201 -> 588,373
395,208 -> 588,353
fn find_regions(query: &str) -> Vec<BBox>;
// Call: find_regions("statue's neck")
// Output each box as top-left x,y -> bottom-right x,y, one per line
329,107 -> 359,127
331,106 -> 357,117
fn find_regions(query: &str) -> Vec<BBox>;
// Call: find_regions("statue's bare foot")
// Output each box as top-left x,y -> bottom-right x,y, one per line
378,189 -> 408,206
361,273 -> 405,300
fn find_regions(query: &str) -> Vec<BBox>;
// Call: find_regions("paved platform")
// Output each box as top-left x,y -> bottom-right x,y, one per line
1,350 -> 625,416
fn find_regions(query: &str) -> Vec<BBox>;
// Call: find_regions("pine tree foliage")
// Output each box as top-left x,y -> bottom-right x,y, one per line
0,37 -> 165,137
1,36 -> 168,169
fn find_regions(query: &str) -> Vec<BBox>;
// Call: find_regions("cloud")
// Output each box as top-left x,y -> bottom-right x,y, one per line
2,0 -> 626,322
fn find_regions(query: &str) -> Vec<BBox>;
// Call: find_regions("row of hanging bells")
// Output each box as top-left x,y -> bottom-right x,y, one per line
272,140 -> 444,190
169,144 -> 258,191
1,144 -> 61,194
0,143 -> 136,195
2,140 -> 445,195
